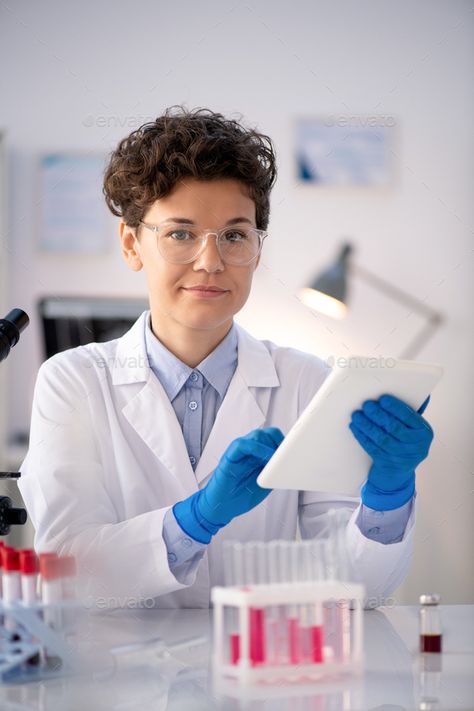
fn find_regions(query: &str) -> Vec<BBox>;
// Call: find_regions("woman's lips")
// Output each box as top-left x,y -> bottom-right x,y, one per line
182,287 -> 229,299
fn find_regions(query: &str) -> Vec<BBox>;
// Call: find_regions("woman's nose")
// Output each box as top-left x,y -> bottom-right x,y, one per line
192,233 -> 225,271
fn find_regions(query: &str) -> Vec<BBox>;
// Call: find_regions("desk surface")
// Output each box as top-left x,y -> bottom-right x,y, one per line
0,604 -> 472,710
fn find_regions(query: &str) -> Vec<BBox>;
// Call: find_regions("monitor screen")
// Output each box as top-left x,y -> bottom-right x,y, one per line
38,296 -> 149,359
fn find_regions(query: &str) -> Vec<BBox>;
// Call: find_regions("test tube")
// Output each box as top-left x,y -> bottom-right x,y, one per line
322,538 -> 337,662
334,598 -> 351,663
279,541 -> 300,665
245,542 -> 266,665
39,553 -> 63,631
330,507 -> 351,581
328,509 -> 352,663
298,540 -> 313,663
2,547 -> 22,631
308,539 -> 325,663
223,541 -> 241,665
265,540 -> 283,665
19,550 -> 41,667
39,553 -> 67,670
19,549 -> 39,605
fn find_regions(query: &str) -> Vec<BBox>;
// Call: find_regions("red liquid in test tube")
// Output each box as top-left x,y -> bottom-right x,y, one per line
249,607 -> 266,664
311,623 -> 324,662
247,543 -> 267,665
309,599 -> 324,663
230,632 -> 240,664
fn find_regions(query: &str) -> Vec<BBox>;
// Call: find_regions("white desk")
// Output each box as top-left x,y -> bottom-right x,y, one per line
0,604 -> 472,710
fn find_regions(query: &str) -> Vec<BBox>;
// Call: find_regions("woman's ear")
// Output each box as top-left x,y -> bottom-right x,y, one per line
119,221 -> 143,272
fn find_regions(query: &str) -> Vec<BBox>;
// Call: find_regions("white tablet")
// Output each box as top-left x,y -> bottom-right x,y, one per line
257,356 -> 443,496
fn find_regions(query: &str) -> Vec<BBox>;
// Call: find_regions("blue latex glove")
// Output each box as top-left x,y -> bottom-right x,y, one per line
173,427 -> 284,544
349,394 -> 434,511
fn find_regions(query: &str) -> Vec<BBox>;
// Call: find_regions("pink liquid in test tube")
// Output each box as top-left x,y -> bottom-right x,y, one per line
225,542 -> 243,666
278,541 -> 301,665
310,601 -> 324,663
249,607 -> 266,664
311,623 -> 324,662
247,543 -> 266,665
230,633 -> 240,664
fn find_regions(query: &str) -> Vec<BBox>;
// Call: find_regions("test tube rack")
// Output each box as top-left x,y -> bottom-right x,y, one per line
0,599 -> 84,682
212,579 -> 365,684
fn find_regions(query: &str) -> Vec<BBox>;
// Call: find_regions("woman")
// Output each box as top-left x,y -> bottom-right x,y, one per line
19,106 -> 433,608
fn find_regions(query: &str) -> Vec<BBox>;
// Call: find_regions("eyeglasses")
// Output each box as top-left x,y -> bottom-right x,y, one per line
139,220 -> 267,266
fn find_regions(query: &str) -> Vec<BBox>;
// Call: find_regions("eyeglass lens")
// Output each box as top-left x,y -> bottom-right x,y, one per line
154,223 -> 262,265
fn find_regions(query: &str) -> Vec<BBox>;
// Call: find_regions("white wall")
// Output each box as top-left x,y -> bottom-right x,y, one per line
1,0 -> 472,602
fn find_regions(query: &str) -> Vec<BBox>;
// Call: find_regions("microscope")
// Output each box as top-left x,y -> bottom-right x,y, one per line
0,308 -> 29,535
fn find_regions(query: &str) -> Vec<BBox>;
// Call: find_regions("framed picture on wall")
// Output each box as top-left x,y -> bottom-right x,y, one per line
295,116 -> 396,187
37,152 -> 111,254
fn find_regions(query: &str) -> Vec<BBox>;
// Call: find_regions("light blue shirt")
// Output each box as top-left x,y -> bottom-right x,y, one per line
144,311 -> 413,583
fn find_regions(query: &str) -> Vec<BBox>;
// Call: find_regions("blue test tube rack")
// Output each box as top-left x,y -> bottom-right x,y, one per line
0,598 -> 84,682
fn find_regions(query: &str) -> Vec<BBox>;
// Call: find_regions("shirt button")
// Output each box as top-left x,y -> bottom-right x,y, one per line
182,538 -> 193,548
189,456 -> 196,465
167,552 -> 177,563
189,401 -> 198,411
368,526 -> 381,535
190,372 -> 198,382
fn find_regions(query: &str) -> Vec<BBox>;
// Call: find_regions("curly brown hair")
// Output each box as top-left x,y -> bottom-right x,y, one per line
102,105 -> 277,232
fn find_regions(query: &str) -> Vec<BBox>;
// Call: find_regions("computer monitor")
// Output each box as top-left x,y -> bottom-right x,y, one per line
38,296 -> 149,359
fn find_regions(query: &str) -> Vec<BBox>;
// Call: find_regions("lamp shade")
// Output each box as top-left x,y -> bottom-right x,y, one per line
299,243 -> 353,319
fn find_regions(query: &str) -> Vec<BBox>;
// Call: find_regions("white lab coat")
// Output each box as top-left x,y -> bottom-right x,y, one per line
19,311 -> 416,608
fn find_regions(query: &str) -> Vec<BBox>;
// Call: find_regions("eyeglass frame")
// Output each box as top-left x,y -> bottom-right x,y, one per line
138,219 -> 268,266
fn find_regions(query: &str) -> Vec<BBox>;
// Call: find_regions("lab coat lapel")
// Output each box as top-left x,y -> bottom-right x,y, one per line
111,312 -> 197,495
194,323 -> 280,485
122,377 -> 198,494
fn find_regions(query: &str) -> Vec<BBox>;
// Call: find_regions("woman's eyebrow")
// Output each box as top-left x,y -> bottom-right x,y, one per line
166,216 -> 253,225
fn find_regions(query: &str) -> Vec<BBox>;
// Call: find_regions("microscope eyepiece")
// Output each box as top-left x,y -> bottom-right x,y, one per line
0,308 -> 29,363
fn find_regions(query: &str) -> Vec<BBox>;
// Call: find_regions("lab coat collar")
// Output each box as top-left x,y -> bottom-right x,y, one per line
112,310 -> 280,489
111,311 -> 152,385
112,310 -> 279,389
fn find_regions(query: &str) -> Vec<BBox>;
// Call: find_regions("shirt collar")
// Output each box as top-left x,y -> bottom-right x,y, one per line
198,322 -> 238,397
144,310 -> 238,401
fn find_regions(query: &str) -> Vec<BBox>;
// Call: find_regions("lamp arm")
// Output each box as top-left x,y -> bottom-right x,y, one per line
351,262 -> 443,359
397,317 -> 443,360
